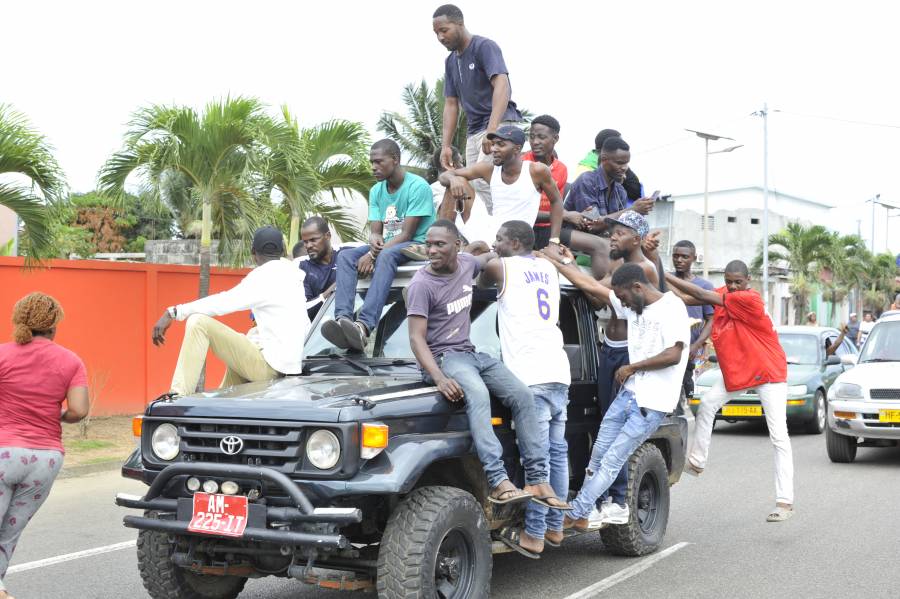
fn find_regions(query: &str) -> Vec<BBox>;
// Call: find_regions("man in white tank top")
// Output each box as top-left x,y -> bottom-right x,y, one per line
438,125 -> 566,258
479,219 -> 572,557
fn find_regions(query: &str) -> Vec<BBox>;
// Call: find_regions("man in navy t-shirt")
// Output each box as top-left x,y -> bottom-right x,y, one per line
293,216 -> 341,321
433,3 -> 522,212
671,239 -> 715,397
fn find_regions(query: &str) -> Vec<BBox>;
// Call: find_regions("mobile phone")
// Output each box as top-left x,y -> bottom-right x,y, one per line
582,206 -> 602,220
651,190 -> 661,200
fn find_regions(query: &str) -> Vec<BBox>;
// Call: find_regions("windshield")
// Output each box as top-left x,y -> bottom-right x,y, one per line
858,321 -> 900,363
304,288 -> 502,361
778,333 -> 820,365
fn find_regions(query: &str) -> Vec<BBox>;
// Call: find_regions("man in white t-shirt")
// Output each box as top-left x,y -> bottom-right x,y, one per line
543,251 -> 689,529
479,220 -> 571,556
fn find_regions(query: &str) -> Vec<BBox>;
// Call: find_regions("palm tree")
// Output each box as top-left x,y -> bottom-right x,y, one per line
820,232 -> 868,324
99,97 -> 274,298
267,108 -> 372,249
0,104 -> 67,260
754,222 -> 833,324
860,251 -> 898,314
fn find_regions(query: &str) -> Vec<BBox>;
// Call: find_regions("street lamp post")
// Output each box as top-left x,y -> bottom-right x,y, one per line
686,129 -> 740,279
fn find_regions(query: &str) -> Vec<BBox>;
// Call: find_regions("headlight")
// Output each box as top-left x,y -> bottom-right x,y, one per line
151,423 -> 180,461
307,429 -> 340,470
787,385 -> 808,397
834,383 -> 863,399
694,386 -> 711,397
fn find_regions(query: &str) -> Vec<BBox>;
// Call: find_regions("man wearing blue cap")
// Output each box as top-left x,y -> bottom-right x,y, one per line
152,226 -> 308,396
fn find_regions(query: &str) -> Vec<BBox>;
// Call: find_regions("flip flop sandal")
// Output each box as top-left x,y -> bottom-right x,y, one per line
495,527 -> 541,559
531,495 -> 573,511
543,532 -> 563,548
400,244 -> 429,261
488,487 -> 533,505
766,506 -> 794,522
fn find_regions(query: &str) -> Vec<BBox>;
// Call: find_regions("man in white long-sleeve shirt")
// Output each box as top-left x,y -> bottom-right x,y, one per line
151,226 -> 309,396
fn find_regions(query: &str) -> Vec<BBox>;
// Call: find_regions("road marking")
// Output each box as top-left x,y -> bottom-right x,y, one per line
7,540 -> 136,575
560,541 -> 691,598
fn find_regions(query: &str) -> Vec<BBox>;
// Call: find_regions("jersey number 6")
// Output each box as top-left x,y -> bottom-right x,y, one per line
536,288 -> 551,321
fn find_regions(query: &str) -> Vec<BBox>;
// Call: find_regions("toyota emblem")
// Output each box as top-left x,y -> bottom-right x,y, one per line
220,435 -> 244,455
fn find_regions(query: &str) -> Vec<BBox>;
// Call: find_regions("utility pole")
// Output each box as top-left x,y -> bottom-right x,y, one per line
752,103 -> 771,313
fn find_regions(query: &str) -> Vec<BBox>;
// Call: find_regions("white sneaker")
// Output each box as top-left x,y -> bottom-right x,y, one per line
586,507 -> 605,530
600,501 -> 630,525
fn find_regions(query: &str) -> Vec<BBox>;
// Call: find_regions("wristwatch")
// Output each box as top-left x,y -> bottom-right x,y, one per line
561,257 -> 573,265
548,237 -> 561,245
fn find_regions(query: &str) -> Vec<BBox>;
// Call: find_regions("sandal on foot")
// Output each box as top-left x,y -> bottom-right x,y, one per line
530,495 -> 573,511
766,506 -> 794,522
488,485 -> 533,505
400,244 -> 428,261
495,527 -> 540,559
544,530 -> 563,548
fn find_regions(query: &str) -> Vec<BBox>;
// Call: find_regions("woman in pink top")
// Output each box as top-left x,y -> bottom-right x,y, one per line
0,293 -> 89,599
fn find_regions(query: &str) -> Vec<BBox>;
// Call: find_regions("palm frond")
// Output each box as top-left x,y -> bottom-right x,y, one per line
0,182 -> 53,260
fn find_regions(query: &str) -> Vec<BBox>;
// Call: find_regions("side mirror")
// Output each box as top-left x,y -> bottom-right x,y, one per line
825,355 -> 841,366
708,354 -> 718,364
840,354 -> 858,366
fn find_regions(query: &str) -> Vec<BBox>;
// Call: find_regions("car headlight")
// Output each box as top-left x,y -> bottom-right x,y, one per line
693,385 -> 711,397
787,385 -> 808,397
834,382 -> 864,399
307,429 -> 340,470
151,423 -> 180,461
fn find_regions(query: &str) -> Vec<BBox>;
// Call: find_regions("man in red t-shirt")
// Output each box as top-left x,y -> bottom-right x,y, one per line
666,260 -> 794,522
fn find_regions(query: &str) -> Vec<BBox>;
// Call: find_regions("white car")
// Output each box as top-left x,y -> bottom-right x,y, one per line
826,310 -> 900,462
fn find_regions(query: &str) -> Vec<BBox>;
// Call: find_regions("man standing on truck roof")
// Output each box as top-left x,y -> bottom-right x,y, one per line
433,3 -> 522,213
406,219 -> 571,515
665,261 -> 794,522
478,220 -> 571,557
151,226 -> 308,396
321,139 -> 435,352
540,256 -> 689,532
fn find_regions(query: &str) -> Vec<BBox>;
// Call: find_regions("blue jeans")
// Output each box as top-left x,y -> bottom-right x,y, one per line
334,241 -> 413,332
570,387 -> 666,519
524,383 -> 569,538
430,351 -> 549,488
597,343 -> 630,506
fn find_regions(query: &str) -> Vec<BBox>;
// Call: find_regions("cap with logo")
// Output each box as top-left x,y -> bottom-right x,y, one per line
605,210 -> 650,239
252,226 -> 285,257
486,125 -> 526,147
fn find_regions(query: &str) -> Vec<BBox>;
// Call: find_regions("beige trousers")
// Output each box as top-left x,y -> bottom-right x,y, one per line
170,314 -> 279,396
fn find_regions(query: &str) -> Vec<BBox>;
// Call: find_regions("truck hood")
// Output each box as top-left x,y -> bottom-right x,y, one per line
147,374 -> 426,422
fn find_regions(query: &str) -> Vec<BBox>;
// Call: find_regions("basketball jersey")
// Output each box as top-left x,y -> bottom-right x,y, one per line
490,161 -> 541,230
497,255 -> 571,386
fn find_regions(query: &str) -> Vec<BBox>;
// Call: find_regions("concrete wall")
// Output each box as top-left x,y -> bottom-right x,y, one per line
0,206 -> 17,252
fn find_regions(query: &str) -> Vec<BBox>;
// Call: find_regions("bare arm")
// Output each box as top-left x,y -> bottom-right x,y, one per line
665,273 -> 723,306
476,255 -> 502,288
383,215 -> 423,250
480,75 -> 511,155
826,325 -> 848,356
440,97 -> 461,170
693,314 -> 714,355
615,343 -> 686,386
439,162 -> 494,202
541,247 -> 612,303
408,316 -> 464,402
531,162 -> 562,239
61,386 -> 89,423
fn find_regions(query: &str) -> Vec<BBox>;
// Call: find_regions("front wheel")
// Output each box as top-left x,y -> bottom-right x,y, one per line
826,427 -> 858,463
600,442 -> 670,556
137,512 -> 247,599
805,391 -> 827,434
377,486 -> 491,599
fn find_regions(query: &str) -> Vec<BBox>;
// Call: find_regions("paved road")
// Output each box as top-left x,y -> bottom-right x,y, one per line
6,422 -> 899,598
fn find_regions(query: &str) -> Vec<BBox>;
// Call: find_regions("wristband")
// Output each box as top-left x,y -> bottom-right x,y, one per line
167,306 -> 178,319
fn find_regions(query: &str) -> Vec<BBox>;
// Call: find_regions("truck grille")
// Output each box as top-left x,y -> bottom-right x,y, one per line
870,389 -> 900,400
178,422 -> 303,473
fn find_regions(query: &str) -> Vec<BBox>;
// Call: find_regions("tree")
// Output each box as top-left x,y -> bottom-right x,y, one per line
267,108 -> 372,248
0,104 -> 67,260
860,251 -> 898,314
754,222 -> 833,324
819,232 -> 868,325
100,97 -> 274,298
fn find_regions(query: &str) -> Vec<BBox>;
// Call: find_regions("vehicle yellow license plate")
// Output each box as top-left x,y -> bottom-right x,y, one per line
878,410 -> 900,423
722,405 -> 763,417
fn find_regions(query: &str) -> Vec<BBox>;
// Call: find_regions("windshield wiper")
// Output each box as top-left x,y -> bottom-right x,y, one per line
320,353 -> 375,376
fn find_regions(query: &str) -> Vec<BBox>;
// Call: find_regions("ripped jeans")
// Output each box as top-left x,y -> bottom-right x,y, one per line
569,388 -> 665,520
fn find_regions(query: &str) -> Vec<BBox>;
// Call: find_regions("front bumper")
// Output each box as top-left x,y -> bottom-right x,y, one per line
116,462 -> 361,548
688,395 -> 814,421
828,400 -> 900,440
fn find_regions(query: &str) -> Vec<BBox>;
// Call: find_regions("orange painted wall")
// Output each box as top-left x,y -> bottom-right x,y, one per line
0,257 -> 252,415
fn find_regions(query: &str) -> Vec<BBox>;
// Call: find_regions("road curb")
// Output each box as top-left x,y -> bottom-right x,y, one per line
59,459 -> 123,479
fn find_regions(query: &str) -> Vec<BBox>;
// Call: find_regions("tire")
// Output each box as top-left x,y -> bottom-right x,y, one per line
826,426 -> 858,463
600,443 -> 670,557
137,511 -> 247,599
805,391 -> 827,434
377,486 -> 491,599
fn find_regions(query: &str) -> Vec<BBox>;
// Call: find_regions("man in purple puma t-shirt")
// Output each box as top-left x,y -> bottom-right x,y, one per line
406,219 -> 569,516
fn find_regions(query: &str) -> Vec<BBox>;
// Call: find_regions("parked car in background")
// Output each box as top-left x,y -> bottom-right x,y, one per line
691,326 -> 857,434
826,310 -> 900,462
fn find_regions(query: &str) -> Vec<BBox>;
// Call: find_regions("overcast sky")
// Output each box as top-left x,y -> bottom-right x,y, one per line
4,0 -> 899,253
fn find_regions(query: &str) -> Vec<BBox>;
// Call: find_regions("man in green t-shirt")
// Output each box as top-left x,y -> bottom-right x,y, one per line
322,139 -> 435,351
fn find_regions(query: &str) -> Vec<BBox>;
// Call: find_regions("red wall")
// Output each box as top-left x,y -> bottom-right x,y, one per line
0,257 -> 252,415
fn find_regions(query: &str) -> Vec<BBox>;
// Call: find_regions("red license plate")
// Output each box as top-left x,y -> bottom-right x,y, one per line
187,492 -> 248,537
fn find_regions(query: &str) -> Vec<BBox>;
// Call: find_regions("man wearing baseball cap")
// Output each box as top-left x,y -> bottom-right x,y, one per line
151,226 -> 309,396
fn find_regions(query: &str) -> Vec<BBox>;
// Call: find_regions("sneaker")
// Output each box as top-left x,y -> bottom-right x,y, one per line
586,507 -> 605,530
600,501 -> 630,525
340,319 -> 369,351
321,318 -> 350,349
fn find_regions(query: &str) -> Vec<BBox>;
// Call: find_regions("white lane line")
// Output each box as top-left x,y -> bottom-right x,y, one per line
7,540 -> 136,575
560,541 -> 691,599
